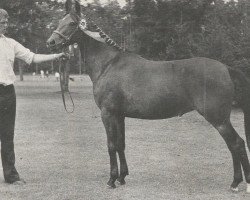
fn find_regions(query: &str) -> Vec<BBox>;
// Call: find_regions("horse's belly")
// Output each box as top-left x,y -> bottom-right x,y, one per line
123,95 -> 192,120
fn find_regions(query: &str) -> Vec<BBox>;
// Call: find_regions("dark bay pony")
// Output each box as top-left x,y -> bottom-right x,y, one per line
47,0 -> 250,192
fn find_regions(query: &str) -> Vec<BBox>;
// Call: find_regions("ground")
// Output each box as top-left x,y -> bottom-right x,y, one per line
0,74 -> 249,200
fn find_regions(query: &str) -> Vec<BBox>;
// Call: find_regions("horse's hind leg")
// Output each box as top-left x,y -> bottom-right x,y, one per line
101,108 -> 119,188
242,107 -> 250,152
214,121 -> 247,191
115,115 -> 129,185
195,91 -> 250,191
242,108 -> 250,193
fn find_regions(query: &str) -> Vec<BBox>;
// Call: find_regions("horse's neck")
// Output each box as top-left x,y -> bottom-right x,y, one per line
78,38 -> 119,84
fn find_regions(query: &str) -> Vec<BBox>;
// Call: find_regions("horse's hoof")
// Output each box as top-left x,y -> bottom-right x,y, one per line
117,178 -> 126,185
107,181 -> 116,189
12,179 -> 26,186
230,186 -> 239,193
247,183 -> 250,193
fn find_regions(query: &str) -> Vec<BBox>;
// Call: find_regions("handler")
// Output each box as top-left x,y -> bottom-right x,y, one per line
0,8 -> 65,184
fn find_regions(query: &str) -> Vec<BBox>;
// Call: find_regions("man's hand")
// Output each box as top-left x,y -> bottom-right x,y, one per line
58,52 -> 70,60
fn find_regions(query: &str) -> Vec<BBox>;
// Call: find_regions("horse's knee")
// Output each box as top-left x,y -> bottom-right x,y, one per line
101,108 -> 112,123
107,142 -> 116,154
116,140 -> 125,152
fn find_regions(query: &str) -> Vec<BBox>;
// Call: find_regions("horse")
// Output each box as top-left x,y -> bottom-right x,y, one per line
47,0 -> 250,193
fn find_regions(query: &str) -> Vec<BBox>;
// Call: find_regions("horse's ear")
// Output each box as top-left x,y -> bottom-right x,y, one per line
65,0 -> 72,14
75,0 -> 81,17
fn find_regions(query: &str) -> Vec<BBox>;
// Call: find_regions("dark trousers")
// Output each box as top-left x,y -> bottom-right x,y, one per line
0,84 -> 19,183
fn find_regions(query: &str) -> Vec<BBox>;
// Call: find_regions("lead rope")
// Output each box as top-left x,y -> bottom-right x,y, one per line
59,56 -> 75,113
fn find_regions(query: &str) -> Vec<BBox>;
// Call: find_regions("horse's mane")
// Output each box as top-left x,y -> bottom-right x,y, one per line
91,24 -> 123,51
77,12 -> 123,51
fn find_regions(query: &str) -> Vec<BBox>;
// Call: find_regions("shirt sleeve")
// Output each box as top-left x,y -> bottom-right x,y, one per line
13,40 -> 35,65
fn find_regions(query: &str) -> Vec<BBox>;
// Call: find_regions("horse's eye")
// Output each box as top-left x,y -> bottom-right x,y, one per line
69,22 -> 76,26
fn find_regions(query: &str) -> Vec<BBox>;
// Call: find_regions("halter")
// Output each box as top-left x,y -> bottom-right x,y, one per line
52,13 -> 87,46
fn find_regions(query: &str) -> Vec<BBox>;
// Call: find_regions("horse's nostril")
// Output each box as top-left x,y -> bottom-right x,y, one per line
47,40 -> 56,46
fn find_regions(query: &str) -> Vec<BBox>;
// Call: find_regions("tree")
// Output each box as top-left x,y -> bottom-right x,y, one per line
0,0 -> 64,76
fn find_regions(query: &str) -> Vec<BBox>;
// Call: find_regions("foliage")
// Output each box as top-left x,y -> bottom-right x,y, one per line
0,0 -> 64,72
3,0 -> 250,77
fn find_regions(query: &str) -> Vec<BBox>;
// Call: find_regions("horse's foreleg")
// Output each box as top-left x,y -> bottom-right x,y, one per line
215,122 -> 250,192
101,108 -> 119,188
116,116 -> 129,185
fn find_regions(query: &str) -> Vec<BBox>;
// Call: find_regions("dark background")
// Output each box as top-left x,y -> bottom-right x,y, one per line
1,0 -> 250,76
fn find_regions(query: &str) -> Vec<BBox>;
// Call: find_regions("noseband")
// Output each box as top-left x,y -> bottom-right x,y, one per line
53,28 -> 78,46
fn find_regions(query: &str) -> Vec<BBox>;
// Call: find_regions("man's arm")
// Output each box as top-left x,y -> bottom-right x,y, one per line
32,53 -> 65,64
13,39 -> 67,65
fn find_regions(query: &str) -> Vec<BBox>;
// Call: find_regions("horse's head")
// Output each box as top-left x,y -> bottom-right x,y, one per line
47,0 -> 123,52
46,0 -> 86,51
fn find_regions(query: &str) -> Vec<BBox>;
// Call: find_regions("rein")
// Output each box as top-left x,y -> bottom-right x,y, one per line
59,57 -> 75,113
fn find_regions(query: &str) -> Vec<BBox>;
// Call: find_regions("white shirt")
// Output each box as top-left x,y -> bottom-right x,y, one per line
0,34 -> 35,85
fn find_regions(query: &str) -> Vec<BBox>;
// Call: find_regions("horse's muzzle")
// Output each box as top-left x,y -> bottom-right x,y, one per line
46,39 -> 63,52
47,39 -> 56,47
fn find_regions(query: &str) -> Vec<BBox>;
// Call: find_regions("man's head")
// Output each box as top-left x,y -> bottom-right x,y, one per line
0,9 -> 8,19
0,9 -> 9,35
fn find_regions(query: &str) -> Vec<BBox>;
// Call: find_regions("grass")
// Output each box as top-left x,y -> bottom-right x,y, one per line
0,74 -> 249,200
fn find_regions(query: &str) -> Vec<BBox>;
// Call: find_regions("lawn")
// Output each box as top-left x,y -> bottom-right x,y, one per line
0,74 -> 249,200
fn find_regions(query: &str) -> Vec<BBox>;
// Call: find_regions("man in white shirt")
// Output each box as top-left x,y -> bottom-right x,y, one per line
0,8 -> 66,184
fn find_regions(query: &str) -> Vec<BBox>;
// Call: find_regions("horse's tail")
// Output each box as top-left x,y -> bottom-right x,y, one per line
227,66 -> 250,151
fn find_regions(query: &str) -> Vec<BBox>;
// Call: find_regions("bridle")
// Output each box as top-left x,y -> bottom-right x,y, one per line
53,30 -> 76,46
53,28 -> 78,47
51,13 -> 86,113
52,13 -> 87,47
